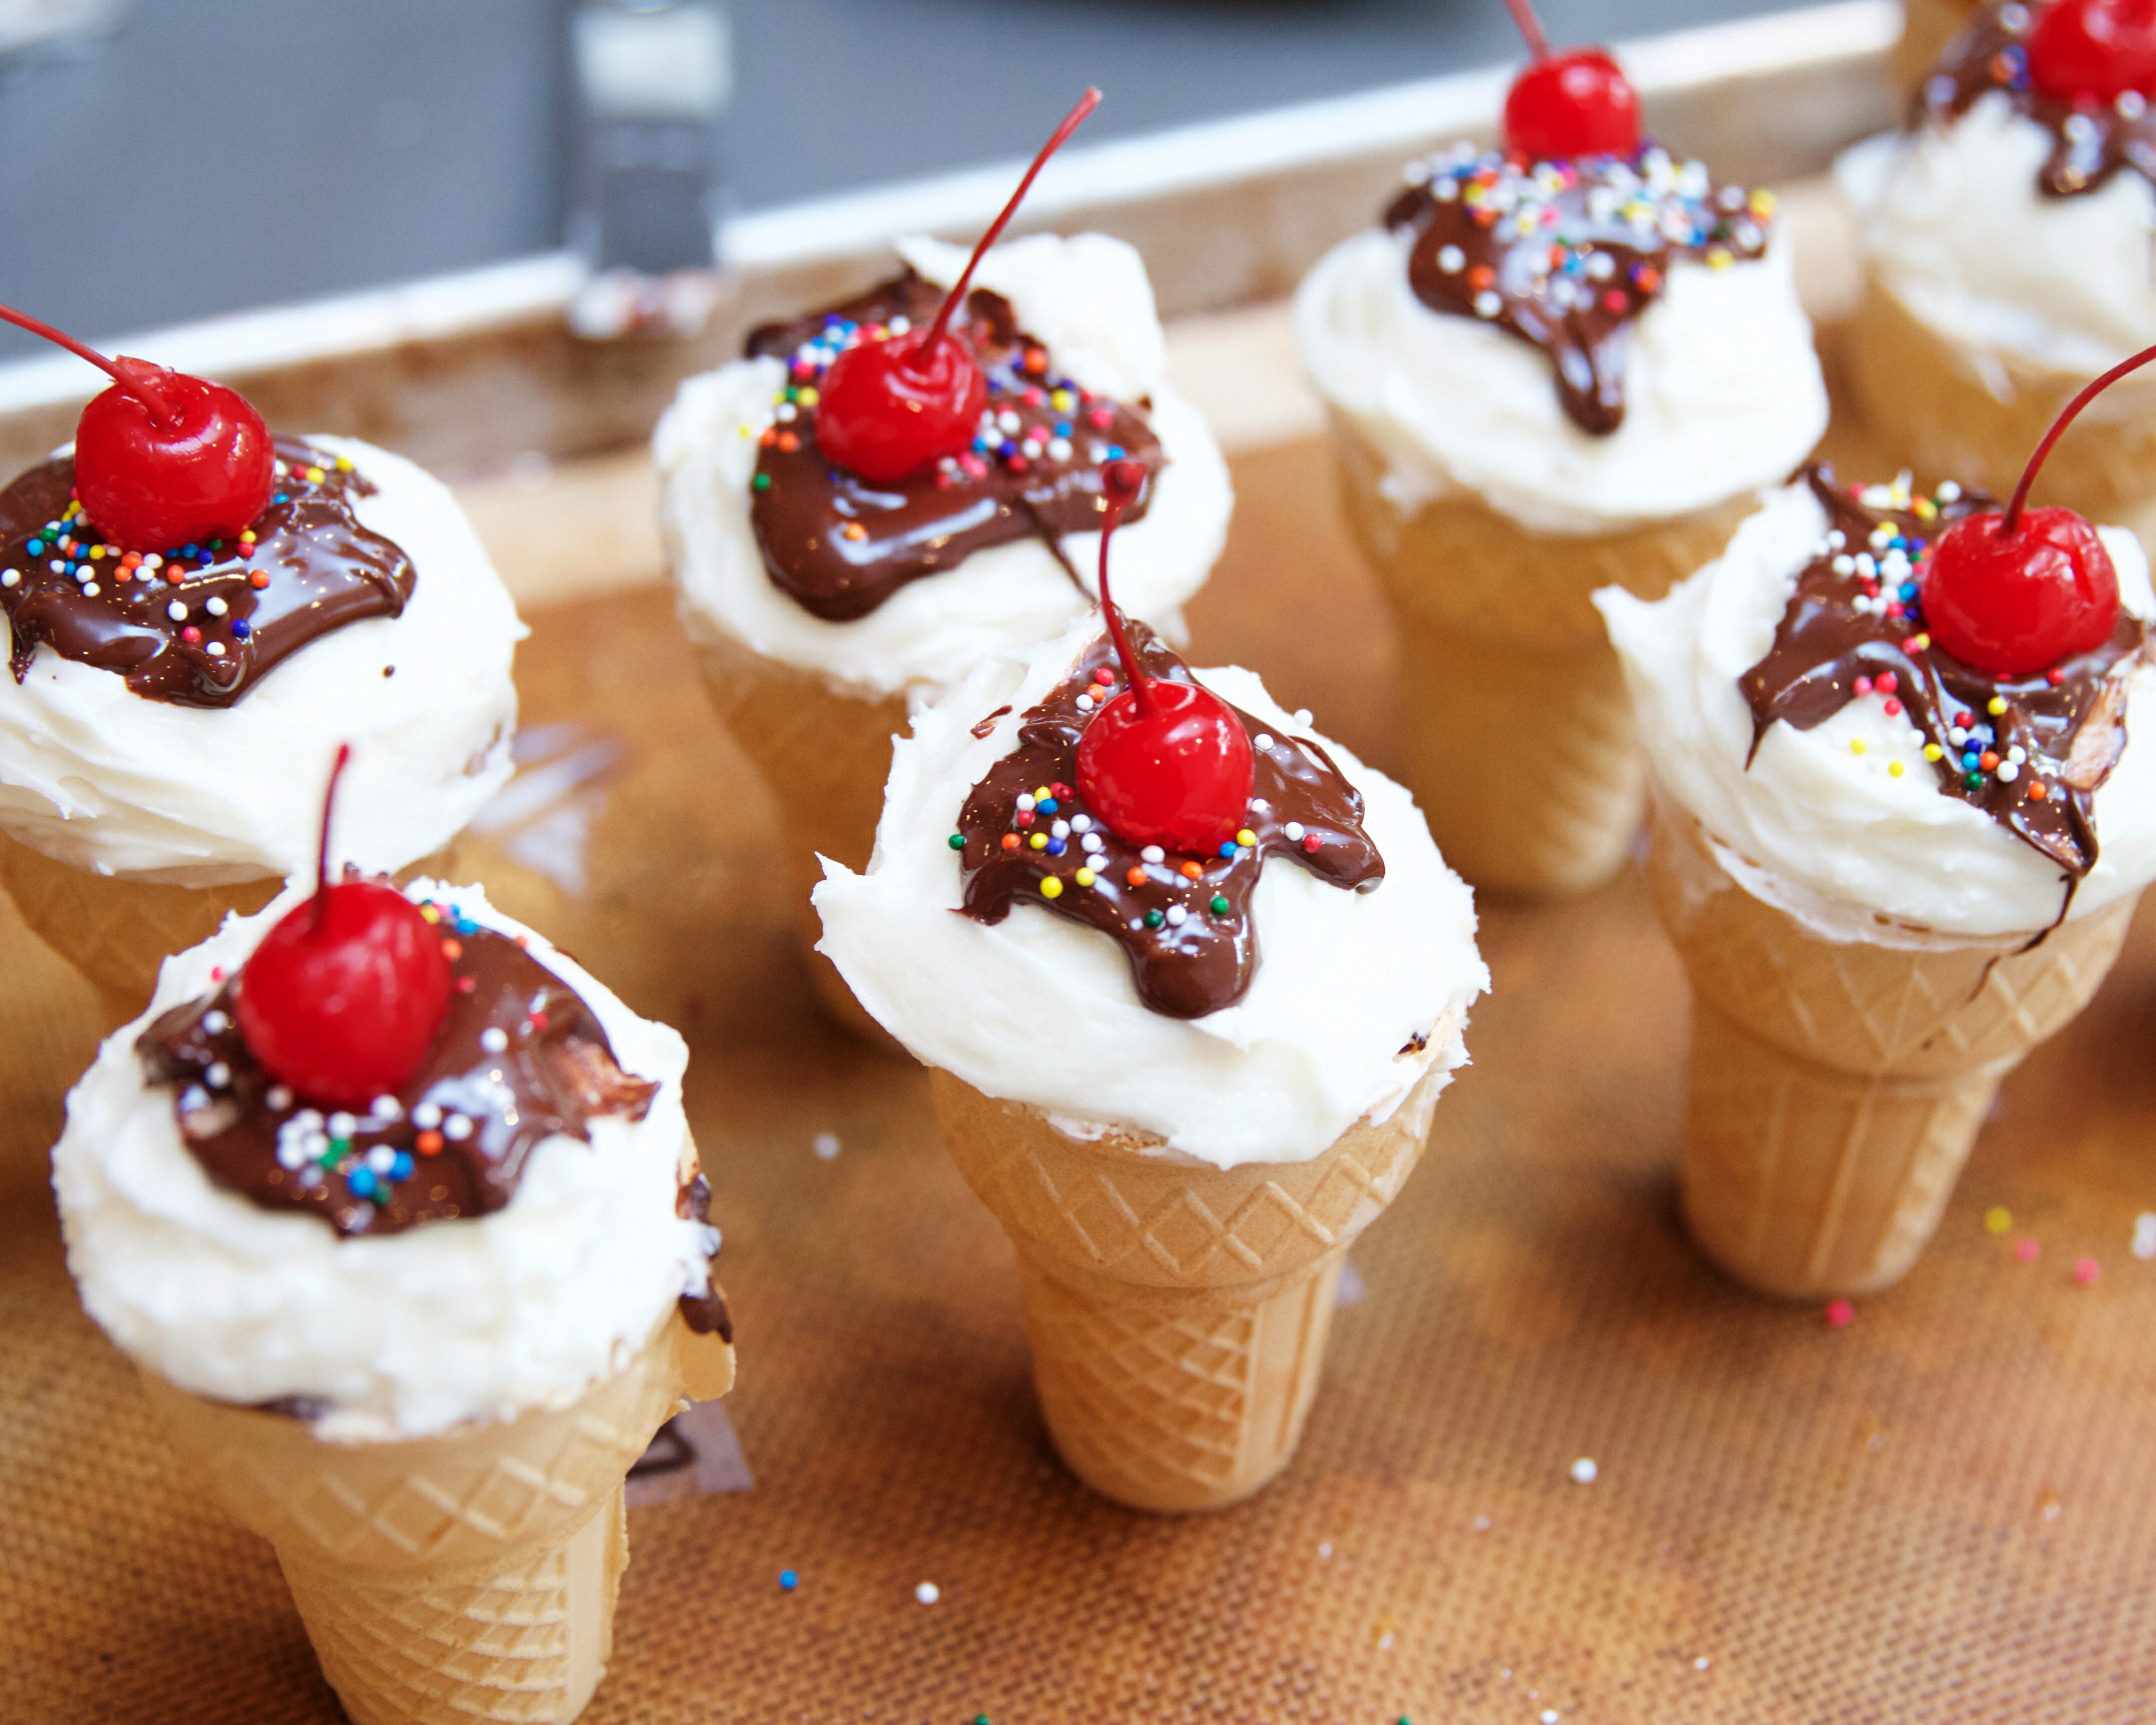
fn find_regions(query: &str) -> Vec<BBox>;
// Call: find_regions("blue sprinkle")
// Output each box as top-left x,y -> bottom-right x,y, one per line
272,493 -> 290,505
391,1152 -> 414,1181
230,619 -> 251,639
24,540 -> 40,555
455,918 -> 478,937
1055,422 -> 1073,437
1047,837 -> 1067,856
1219,842 -> 1236,859
1106,444 -> 1126,459
1037,797 -> 1058,815
779,1569 -> 799,1590
1899,583 -> 1918,602
348,1167 -> 377,1198
1000,440 -> 1019,458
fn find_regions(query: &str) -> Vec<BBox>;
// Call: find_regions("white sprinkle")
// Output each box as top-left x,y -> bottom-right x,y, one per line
1826,529 -> 1846,549
82,581 -> 101,596
1997,761 -> 2019,782
2121,90 -> 2148,120
205,596 -> 228,616
1936,479 -> 1962,502
1047,437 -> 1073,461
412,1102 -> 442,1129
1542,1712 -> 1561,1724
203,1009 -> 230,1035
1292,708 -> 1312,726
2132,1214 -> 2156,1259
141,552 -> 162,570
1140,845 -> 1164,864
1472,290 -> 1502,319
888,316 -> 911,334
996,410 -> 1021,433
267,1085 -> 294,1111
1081,832 -> 1104,854
1051,819 -> 1070,839
371,1095 -> 401,1120
1570,1457 -> 1599,1484
1016,793 -> 1036,812
1436,243 -> 1465,273
166,600 -> 188,621
813,1131 -> 840,1161
367,1145 -> 396,1173
2008,745 -> 2027,764
774,402 -> 797,423
915,1582 -> 940,1605
443,1114 -> 474,1142
0,570 -> 15,587
1252,732 -> 1274,751
1949,726 -> 1969,747
297,1166 -> 324,1189
328,1112 -> 359,1138
479,1027 -> 508,1054
1695,1656 -> 1712,1671
205,640 -> 225,656
1165,905 -> 1187,926
1071,814 -> 1091,832
47,559 -> 63,573
205,1062 -> 232,1090
1319,1542 -> 1333,1558
1284,821 -> 1306,842
1075,692 -> 1095,712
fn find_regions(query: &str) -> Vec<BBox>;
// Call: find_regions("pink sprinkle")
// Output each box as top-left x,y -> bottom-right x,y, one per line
1824,1298 -> 1854,1328
2015,1238 -> 2042,1265
1883,698 -> 1903,717
210,966 -> 226,983
1853,676 -> 1873,697
1602,290 -> 1628,314
1876,672 -> 1898,694
1021,387 -> 1044,409
2073,1258 -> 2101,1286
1302,834 -> 1321,853
1093,668 -> 1114,685
180,625 -> 202,644
1885,601 -> 1905,619
1087,408 -> 1113,430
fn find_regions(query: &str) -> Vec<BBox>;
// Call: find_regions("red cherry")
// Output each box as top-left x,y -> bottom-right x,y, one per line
233,745 -> 451,1110
812,87 -> 1099,483
1916,337 -> 2156,676
0,303 -> 274,552
1922,507 -> 2120,676
1498,0 -> 1640,161
1076,460 -> 1254,853
1504,49 -> 1643,161
2025,0 -> 2156,106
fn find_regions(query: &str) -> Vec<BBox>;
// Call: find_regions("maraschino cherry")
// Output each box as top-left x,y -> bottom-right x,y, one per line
0,301 -> 272,552
2025,0 -> 2156,107
235,745 -> 451,1111
814,87 -> 1101,484
1919,341 -> 2156,677
1500,0 -> 1642,162
1076,459 -> 1254,853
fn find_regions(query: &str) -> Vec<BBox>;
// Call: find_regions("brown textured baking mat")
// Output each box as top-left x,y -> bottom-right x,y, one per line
7,436 -> 2156,1725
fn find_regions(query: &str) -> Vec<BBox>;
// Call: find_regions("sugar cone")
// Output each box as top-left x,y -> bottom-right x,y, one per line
1844,275 -> 2156,536
1330,413 -> 1757,895
1644,791 -> 2137,1297
688,627 -> 908,1046
932,1054 -> 1455,1512
139,1309 -> 735,1725
0,835 -> 462,1030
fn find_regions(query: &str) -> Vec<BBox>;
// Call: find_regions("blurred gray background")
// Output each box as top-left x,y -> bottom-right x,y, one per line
0,0 -> 1791,362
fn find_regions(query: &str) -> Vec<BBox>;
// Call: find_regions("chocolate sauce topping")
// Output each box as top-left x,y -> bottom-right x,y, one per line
956,622 -> 1383,1019
1917,2 -> 2156,197
140,891 -> 659,1238
0,437 -> 413,706
675,1172 -> 733,1341
744,272 -> 1164,621
1385,145 -> 1774,435
1740,465 -> 2149,909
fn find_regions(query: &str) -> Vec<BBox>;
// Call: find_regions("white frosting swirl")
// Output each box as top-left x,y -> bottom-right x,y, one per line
1293,219 -> 1827,536
813,611 -> 1487,1168
1837,96 -> 2156,384
1596,480 -> 2156,937
656,232 -> 1232,702
0,435 -> 522,887
52,878 -> 716,1442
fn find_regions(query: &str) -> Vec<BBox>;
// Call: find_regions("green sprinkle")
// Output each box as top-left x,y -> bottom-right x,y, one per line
948,833 -> 966,850
1962,770 -> 1984,791
1143,909 -> 1164,929
1210,895 -> 1230,915
752,472 -> 772,491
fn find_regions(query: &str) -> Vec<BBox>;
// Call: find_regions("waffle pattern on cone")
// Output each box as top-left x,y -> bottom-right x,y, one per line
932,1061 -> 1449,1510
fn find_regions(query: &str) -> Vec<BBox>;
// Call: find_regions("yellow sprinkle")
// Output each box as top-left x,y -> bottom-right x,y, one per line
1888,760 -> 1905,778
336,455 -> 354,471
797,387 -> 819,407
739,423 -> 753,437
1235,828 -> 1257,847
1707,248 -> 1733,269
1849,738 -> 1867,756
1039,876 -> 1063,900
304,465 -> 326,482
1913,497 -> 1937,520
1987,695 -> 2008,716
1075,867 -> 1095,888
240,530 -> 256,543
1923,743 -> 1944,761
1029,832 -> 1048,850
1035,785 -> 1052,800
419,905 -> 441,924
1052,390 -> 1075,412
89,544 -> 105,558
1748,189 -> 1778,218
1984,1206 -> 2012,1236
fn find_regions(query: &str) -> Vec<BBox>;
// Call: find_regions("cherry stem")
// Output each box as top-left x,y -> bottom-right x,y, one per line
2001,338 -> 2156,534
311,743 -> 353,934
918,86 -> 1102,362
1502,0 -> 1553,62
1095,476 -> 1154,718
0,300 -> 178,427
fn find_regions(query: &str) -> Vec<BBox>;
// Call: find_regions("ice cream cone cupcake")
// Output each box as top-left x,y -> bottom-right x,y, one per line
817,468 -> 1483,1509
1600,438 -> 2156,1296
0,307 -> 521,1025
1839,1 -> 2156,540
1295,7 -> 1827,897
52,843 -> 731,1724
657,93 -> 1230,1039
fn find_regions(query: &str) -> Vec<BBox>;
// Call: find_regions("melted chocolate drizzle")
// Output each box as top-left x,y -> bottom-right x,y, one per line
675,1172 -> 732,1340
0,438 -> 413,706
1385,144 -> 1773,435
744,273 -> 1164,621
1740,465 -> 2149,910
141,892 -> 660,1238
956,621 -> 1383,1019
1917,2 -> 2156,197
